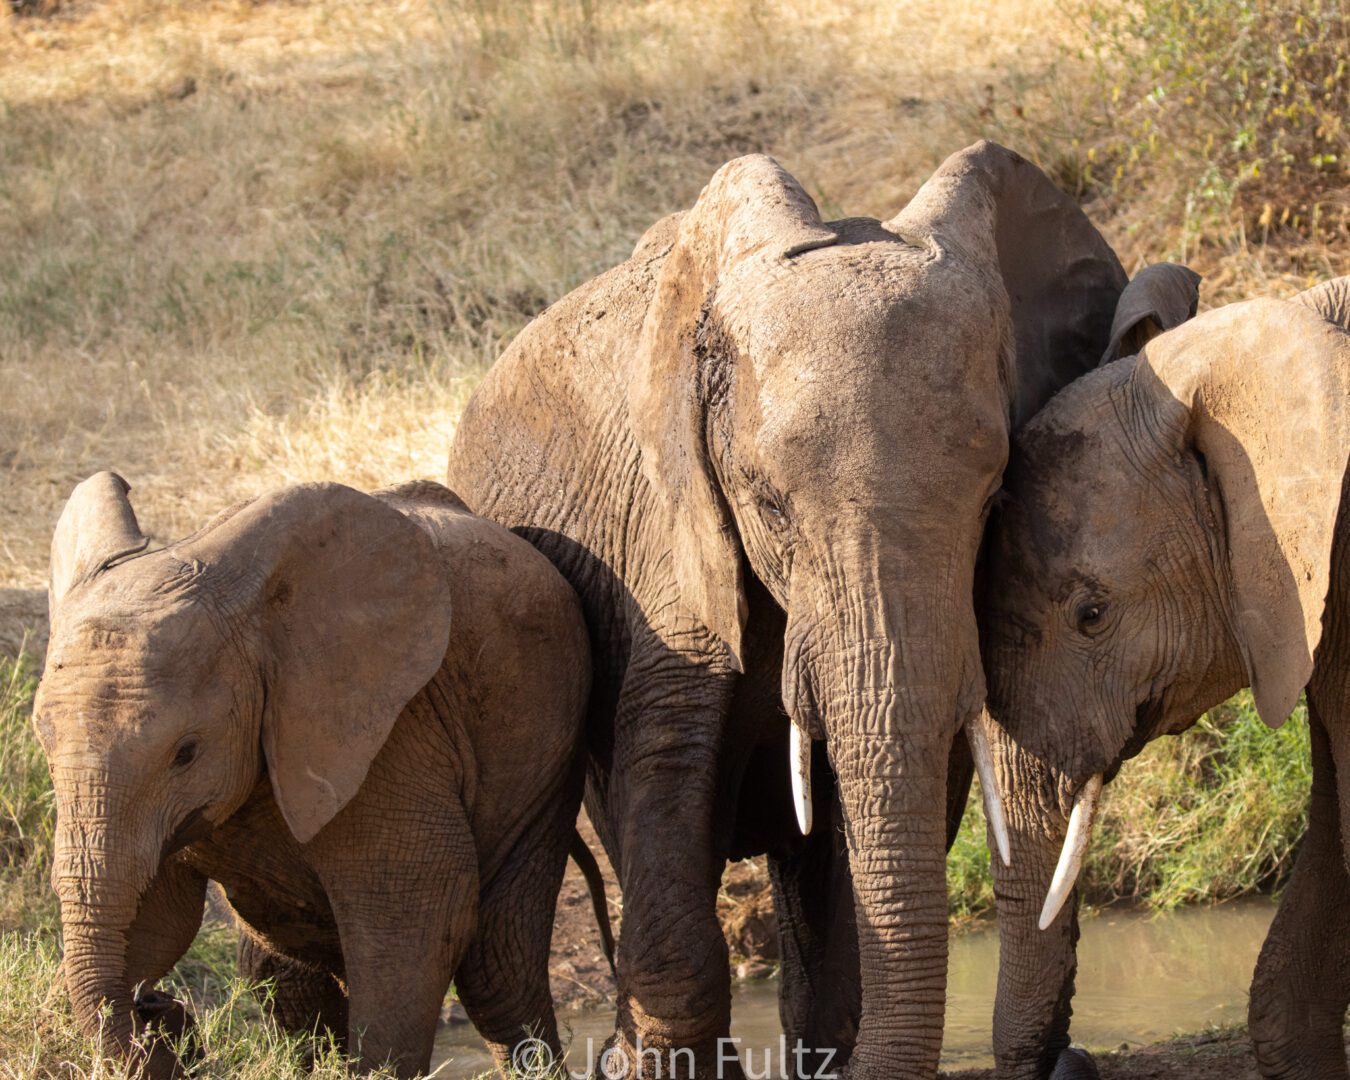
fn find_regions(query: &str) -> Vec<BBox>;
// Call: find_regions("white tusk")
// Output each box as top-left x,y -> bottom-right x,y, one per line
1039,773 -> 1104,931
790,723 -> 813,835
966,718 -> 1011,868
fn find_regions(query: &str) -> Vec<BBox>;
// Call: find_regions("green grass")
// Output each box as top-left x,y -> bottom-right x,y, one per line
949,691 -> 1312,920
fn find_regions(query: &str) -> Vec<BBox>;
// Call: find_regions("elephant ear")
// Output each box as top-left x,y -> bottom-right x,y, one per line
889,140 -> 1128,428
49,471 -> 150,614
177,483 -> 452,843
1101,262 -> 1202,363
1145,298 -> 1350,727
1293,275 -> 1350,331
628,155 -> 837,669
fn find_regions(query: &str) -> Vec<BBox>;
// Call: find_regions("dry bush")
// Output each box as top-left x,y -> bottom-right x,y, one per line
989,0 -> 1350,302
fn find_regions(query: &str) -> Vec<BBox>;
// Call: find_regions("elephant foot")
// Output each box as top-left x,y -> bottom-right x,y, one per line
131,988 -> 199,1079
1049,1047 -> 1100,1080
586,1030 -> 745,1080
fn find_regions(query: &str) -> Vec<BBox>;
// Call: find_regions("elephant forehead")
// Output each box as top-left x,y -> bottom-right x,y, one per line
45,590 -> 231,707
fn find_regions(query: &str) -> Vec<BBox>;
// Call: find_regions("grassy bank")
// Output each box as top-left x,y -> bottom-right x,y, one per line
947,693 -> 1311,922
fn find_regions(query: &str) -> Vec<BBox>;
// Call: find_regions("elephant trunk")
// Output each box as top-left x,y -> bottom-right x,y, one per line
51,767 -> 155,1056
790,560 -> 970,1079
983,718 -> 1097,1080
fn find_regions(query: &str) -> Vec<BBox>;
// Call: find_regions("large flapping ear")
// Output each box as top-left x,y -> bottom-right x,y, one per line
628,156 -> 837,670
1142,298 -> 1350,727
1101,262 -> 1202,363
49,472 -> 149,614
177,483 -> 452,843
889,140 -> 1128,428
1293,275 -> 1350,331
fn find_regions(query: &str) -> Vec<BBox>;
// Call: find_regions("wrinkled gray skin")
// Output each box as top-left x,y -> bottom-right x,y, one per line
448,139 -> 1187,1078
982,281 -> 1350,1079
35,475 -> 589,1078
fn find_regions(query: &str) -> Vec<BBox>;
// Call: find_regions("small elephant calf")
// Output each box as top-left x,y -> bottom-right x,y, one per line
35,474 -> 591,1077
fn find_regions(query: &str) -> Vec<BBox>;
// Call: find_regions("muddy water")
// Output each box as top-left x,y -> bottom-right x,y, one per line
432,898 -> 1277,1076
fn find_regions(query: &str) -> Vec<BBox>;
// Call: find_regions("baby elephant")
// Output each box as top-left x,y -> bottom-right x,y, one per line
35,474 -> 590,1077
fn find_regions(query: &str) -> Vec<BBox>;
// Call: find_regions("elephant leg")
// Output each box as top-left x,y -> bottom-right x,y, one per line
311,793 -> 479,1078
602,648 -> 740,1080
768,794 -> 859,1074
456,800 -> 574,1075
768,835 -> 828,1044
117,859 -> 208,1076
1249,703 -> 1350,1079
235,931 -> 348,1044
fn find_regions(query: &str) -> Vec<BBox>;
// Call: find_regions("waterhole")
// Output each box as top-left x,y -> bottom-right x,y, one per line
432,897 -> 1276,1076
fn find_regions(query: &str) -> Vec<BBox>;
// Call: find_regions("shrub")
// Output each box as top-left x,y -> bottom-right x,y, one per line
1084,0 -> 1350,244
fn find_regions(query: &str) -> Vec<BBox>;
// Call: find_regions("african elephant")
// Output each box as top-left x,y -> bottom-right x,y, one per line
980,278 -> 1350,1078
35,474 -> 590,1077
446,139 -> 1181,1078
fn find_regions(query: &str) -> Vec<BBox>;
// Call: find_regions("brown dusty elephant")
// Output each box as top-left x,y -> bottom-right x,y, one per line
34,473 -> 590,1078
980,278 -> 1350,1079
446,139 -> 1192,1079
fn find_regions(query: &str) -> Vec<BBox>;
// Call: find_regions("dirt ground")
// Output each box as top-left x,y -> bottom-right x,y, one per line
546,812 -> 620,1010
949,1027 -> 1288,1079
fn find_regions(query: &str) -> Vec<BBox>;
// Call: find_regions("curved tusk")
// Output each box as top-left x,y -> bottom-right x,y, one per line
790,723 -> 813,835
1039,773 -> 1104,931
966,718 -> 1011,868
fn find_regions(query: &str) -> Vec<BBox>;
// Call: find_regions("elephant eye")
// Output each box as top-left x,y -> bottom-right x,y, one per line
1075,601 -> 1107,634
758,495 -> 788,532
172,739 -> 199,769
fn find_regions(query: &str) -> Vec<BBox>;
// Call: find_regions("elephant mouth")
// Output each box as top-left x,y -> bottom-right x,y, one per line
159,807 -> 214,861
1109,696 -> 1166,780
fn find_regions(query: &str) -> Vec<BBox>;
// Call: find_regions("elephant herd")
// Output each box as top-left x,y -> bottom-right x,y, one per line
28,139 -> 1350,1080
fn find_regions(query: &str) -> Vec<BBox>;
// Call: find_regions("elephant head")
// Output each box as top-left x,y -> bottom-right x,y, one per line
35,474 -> 451,1067
626,141 -> 1137,1076
982,283 -> 1350,930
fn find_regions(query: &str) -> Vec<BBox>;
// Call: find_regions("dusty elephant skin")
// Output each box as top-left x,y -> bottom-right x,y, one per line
34,473 -> 590,1078
446,140 -> 1193,1079
981,281 -> 1350,1079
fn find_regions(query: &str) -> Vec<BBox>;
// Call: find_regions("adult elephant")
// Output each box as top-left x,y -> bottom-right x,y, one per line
449,141 -> 1140,1079
980,281 -> 1350,1078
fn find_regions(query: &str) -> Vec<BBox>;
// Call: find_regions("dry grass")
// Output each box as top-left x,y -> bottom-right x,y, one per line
0,0 -> 1080,598
3,0 -> 1344,589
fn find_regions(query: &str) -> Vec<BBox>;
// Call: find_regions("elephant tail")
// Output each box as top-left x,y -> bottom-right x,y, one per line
569,829 -> 616,977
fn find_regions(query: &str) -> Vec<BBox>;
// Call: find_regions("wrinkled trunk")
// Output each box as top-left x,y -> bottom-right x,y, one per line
791,555 -> 970,1080
983,716 -> 1089,1080
51,771 -> 153,1057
